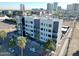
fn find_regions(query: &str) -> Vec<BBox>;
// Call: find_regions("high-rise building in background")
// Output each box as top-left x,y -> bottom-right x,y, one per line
47,3 -> 53,13
47,2 -> 58,13
67,3 -> 79,14
66,3 -> 79,18
53,2 -> 58,11
67,3 -> 79,11
20,4 -> 25,11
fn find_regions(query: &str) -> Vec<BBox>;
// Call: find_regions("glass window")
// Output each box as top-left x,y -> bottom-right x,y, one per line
41,37 -> 43,39
27,25 -> 29,27
46,24 -> 47,26
26,24 -> 27,27
31,26 -> 33,28
30,30 -> 33,32
31,21 -> 33,24
41,23 -> 43,25
46,29 -> 47,31
41,28 -> 43,30
49,24 -> 52,27
46,34 -> 47,36
52,35 -> 57,38
48,29 -> 51,32
44,24 -> 45,26
41,32 -> 43,35
53,21 -> 59,33
44,28 -> 45,31
48,34 -> 51,37
31,34 -> 33,36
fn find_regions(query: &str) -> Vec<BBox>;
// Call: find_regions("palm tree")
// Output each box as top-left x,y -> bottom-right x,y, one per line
17,36 -> 27,56
0,30 -> 7,44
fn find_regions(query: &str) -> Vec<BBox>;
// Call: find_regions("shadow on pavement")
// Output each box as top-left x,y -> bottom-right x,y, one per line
73,51 -> 79,56
2,20 -> 16,25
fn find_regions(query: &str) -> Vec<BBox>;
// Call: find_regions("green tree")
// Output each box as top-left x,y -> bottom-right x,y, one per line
43,40 -> 56,52
54,11 -> 64,19
8,39 -> 16,48
17,36 -> 27,56
0,30 -> 7,41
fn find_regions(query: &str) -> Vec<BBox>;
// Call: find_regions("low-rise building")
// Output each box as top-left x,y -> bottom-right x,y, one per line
16,15 -> 63,46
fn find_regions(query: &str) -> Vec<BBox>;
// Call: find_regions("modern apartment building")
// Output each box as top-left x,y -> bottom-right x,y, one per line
16,16 -> 63,45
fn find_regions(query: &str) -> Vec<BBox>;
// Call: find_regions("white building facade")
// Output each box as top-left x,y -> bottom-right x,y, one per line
16,16 -> 63,45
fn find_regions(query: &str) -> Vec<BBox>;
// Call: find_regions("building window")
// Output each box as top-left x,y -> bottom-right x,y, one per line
31,26 -> 33,28
31,21 -> 33,24
46,29 -> 47,31
26,24 -> 27,27
26,25 -> 29,27
44,24 -> 45,26
31,34 -> 33,36
46,34 -> 47,36
53,21 -> 59,33
44,28 -> 45,31
52,35 -> 57,38
41,28 -> 43,30
48,29 -> 51,32
41,23 -> 43,25
41,37 -> 43,39
48,34 -> 51,37
49,24 -> 52,27
46,24 -> 47,26
41,32 -> 43,35
30,30 -> 33,32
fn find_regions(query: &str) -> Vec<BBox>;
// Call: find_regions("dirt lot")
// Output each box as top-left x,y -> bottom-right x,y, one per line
56,20 -> 79,56
67,22 -> 79,56
0,21 -> 16,32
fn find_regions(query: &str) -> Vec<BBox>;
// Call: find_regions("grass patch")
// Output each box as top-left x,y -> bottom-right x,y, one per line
0,22 -> 5,26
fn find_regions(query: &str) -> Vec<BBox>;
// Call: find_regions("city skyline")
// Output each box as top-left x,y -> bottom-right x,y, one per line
0,1 -> 79,10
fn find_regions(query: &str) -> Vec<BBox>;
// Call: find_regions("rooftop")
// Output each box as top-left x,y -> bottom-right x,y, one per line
24,15 -> 63,21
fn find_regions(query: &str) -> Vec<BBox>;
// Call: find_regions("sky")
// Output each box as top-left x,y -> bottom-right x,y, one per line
0,0 -> 79,10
